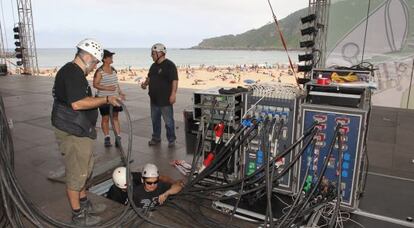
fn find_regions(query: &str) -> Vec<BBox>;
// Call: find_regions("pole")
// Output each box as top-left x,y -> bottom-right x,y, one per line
407,58 -> 414,109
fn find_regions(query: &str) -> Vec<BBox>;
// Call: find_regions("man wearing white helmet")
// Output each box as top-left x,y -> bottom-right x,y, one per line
107,164 -> 183,209
52,38 -> 121,225
141,43 -> 178,148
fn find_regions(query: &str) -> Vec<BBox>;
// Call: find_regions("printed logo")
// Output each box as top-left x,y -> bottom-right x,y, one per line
140,196 -> 159,209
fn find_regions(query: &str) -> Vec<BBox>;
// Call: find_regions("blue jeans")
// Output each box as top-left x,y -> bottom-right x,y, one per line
150,104 -> 176,143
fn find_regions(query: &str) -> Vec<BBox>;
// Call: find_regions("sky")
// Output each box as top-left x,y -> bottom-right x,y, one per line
0,0 -> 308,48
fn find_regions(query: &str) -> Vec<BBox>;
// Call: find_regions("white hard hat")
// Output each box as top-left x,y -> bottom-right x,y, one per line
112,167 -> 127,189
76,38 -> 104,61
151,43 -> 166,54
142,163 -> 159,178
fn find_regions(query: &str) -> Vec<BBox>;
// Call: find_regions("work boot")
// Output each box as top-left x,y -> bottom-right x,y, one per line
115,135 -> 122,148
104,136 -> 112,147
148,139 -> 161,146
80,199 -> 106,214
72,208 -> 101,226
168,141 -> 176,148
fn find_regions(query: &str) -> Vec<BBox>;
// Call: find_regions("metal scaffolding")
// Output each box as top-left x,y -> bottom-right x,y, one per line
0,20 -> 5,65
308,0 -> 330,68
16,0 -> 38,75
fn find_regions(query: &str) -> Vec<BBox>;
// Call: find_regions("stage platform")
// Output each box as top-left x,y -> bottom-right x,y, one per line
0,75 -> 413,227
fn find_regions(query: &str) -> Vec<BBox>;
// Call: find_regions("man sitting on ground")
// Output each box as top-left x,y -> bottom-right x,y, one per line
106,164 -> 183,210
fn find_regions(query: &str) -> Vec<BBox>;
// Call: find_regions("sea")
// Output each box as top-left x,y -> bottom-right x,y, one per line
35,48 -> 301,69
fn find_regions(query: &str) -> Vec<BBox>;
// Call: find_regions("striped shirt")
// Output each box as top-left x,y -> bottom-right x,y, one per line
95,67 -> 119,97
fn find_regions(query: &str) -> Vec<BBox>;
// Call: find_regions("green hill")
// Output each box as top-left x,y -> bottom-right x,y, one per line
192,8 -> 307,50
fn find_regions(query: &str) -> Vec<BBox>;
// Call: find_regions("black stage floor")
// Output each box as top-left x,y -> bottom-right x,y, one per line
1,75 -> 413,227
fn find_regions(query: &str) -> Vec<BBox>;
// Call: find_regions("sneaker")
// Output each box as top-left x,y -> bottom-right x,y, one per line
72,208 -> 101,226
168,141 -> 176,148
104,136 -> 112,147
80,199 -> 106,215
115,136 -> 122,148
148,139 -> 161,146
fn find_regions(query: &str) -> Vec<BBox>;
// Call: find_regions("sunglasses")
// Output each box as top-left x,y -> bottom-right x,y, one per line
145,180 -> 159,185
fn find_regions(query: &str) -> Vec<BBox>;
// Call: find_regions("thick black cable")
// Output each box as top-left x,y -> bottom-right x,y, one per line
263,118 -> 274,227
284,124 -> 341,227
0,182 -> 19,228
109,105 -> 126,165
186,100 -> 221,184
276,153 -> 313,228
1,100 -> 135,228
269,118 -> 284,195
0,98 -> 170,228
202,124 -> 256,185
328,131 -> 343,228
240,127 -> 316,193
187,117 -> 208,184
226,175 -> 246,225
186,122 -> 317,193
267,117 -> 284,227
256,128 -> 318,200
187,128 -> 317,203
0,98 -> 14,169
0,151 -> 42,226
187,124 -> 252,186
117,101 -> 176,228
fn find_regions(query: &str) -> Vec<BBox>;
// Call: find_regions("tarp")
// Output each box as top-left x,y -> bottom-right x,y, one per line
325,0 -> 414,109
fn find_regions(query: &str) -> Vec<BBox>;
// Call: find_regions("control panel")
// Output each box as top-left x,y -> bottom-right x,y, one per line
244,84 -> 302,195
298,104 -> 368,210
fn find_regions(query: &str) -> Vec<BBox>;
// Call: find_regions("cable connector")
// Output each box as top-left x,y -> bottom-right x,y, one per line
242,119 -> 253,127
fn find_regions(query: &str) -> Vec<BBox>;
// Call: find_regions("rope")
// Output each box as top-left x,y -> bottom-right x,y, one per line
361,0 -> 371,62
266,0 -> 300,87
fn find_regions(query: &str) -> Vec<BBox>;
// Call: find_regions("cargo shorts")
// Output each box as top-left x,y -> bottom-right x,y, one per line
54,128 -> 95,191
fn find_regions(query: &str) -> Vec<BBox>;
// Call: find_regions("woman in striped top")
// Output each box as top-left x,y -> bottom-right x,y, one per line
93,49 -> 126,147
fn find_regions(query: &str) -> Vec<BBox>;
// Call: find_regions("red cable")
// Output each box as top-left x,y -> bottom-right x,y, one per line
267,0 -> 300,87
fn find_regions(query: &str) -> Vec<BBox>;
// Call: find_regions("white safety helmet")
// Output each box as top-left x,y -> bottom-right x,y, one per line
151,43 -> 167,54
112,167 -> 127,189
76,38 -> 104,61
142,163 -> 159,178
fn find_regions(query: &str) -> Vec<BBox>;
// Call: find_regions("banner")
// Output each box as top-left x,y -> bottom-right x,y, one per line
325,0 -> 414,108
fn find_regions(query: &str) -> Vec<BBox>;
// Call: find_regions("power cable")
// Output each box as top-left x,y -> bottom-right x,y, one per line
0,98 -> 175,228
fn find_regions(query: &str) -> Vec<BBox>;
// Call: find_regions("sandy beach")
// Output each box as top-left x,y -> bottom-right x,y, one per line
35,64 -> 302,90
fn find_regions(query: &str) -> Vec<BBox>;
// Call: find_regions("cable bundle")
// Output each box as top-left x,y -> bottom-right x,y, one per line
0,97 -> 173,228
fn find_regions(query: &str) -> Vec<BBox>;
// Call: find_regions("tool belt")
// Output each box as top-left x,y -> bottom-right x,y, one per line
51,99 -> 97,139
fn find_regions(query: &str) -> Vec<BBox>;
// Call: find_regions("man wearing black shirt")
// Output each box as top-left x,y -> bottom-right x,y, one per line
106,171 -> 142,205
107,165 -> 183,211
141,43 -> 178,148
52,38 -> 121,226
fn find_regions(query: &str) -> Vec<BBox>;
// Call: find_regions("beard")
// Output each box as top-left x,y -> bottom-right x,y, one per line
84,61 -> 96,75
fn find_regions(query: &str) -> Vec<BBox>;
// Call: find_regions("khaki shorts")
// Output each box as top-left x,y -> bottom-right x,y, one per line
54,128 -> 95,191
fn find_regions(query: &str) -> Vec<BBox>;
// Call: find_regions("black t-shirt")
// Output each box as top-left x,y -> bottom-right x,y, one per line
148,59 -> 178,106
106,172 -> 142,205
133,181 -> 171,210
52,62 -> 98,125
